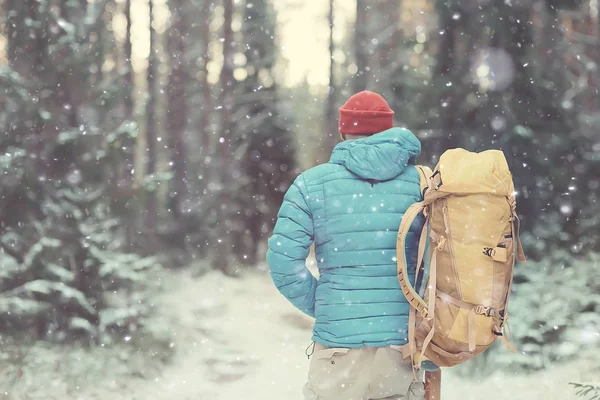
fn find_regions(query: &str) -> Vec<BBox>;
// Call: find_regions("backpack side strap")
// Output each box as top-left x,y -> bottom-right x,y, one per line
397,202 -> 429,319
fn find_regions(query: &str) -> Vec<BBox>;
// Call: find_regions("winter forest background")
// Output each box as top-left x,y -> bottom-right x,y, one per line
0,0 -> 599,399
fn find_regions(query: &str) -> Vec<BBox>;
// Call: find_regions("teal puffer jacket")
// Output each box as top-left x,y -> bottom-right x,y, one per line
266,128 -> 424,348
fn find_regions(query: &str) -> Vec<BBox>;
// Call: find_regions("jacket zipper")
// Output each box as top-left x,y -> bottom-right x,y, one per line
443,201 -> 463,299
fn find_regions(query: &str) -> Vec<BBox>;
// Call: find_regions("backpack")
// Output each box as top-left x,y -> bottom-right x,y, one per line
396,148 -> 527,371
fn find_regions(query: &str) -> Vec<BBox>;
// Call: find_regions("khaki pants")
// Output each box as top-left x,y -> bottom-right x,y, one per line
303,342 -> 421,400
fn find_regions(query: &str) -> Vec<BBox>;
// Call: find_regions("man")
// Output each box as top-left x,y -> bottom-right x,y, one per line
266,91 -> 429,399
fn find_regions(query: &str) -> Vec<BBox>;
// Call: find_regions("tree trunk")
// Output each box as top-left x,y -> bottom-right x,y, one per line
6,0 -> 18,64
115,0 -> 136,246
145,0 -> 157,230
353,0 -> 368,93
167,0 -> 188,220
214,0 -> 235,274
124,0 -> 134,119
435,0 -> 461,150
57,1 -> 79,129
199,0 -> 213,163
435,0 -> 457,78
324,0 -> 337,155
371,0 -> 401,99
220,0 -> 234,176
504,6 -> 536,126
597,1 -> 600,111
9,0 -> 41,79
94,9 -> 105,84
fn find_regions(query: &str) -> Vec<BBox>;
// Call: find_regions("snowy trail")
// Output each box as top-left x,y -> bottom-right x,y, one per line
120,267 -> 597,400
128,267 -> 317,400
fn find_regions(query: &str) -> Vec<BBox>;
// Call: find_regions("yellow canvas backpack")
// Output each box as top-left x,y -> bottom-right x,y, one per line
396,148 -> 527,372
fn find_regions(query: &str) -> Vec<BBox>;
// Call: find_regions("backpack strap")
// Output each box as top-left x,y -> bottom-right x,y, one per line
397,165 -> 437,319
514,215 -> 527,263
507,196 -> 527,263
397,202 -> 429,319
415,165 -> 434,198
399,166 -> 438,373
491,213 -> 526,353
413,165 -> 433,293
397,201 -> 431,376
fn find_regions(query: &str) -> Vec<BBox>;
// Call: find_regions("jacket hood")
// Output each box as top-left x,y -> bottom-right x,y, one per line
329,128 -> 421,181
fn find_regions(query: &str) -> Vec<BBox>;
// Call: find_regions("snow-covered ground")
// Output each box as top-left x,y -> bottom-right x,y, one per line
125,267 -> 598,400
4,267 -> 598,399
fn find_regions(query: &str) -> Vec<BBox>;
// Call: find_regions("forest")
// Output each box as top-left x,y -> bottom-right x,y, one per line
0,0 -> 598,398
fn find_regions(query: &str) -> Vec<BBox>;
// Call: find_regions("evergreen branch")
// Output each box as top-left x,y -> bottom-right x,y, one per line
569,382 -> 600,399
79,0 -> 111,44
61,185 -> 107,205
0,241 -> 24,265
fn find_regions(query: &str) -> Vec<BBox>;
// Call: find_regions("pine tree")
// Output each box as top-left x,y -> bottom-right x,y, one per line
432,0 -> 464,151
212,0 -> 236,274
166,0 -> 189,221
0,0 -> 158,340
122,0 -> 135,184
368,0 -> 402,101
158,0 -> 215,262
410,0 -> 594,255
471,1 -> 584,254
123,0 -> 134,120
199,0 -> 213,162
145,0 -> 158,231
234,0 -> 297,265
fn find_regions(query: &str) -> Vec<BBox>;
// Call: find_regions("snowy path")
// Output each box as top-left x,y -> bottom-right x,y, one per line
124,267 -> 317,400
117,267 -> 597,400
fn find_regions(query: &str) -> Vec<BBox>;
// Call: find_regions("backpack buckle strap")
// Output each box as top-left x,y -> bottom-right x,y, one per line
438,292 -> 497,318
430,170 -> 442,190
495,319 -> 517,353
473,305 -> 496,317
429,230 -> 446,251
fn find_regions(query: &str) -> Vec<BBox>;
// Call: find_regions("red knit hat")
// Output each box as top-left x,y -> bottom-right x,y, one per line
338,91 -> 395,135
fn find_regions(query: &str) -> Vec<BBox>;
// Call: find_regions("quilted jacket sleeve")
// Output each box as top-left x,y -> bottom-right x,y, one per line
266,174 -> 317,318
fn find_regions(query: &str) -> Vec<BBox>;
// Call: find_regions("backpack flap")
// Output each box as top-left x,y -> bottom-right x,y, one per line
432,148 -> 515,196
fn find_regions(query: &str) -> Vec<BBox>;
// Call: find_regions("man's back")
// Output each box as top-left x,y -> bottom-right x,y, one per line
267,127 -> 424,348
